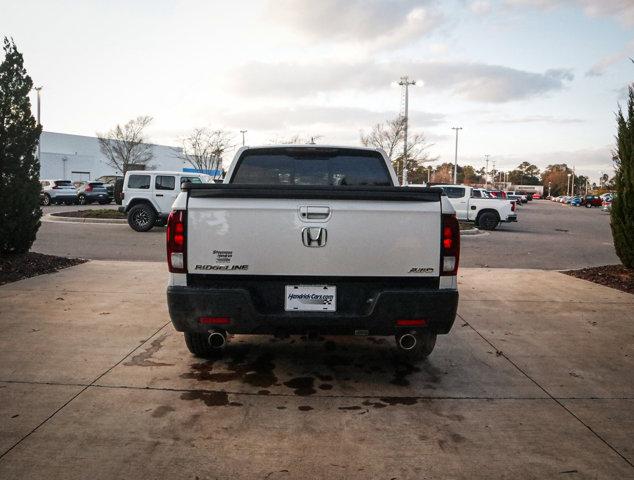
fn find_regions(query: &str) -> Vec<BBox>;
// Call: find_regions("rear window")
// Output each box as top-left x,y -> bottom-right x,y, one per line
155,175 -> 175,190
443,187 -> 466,198
180,176 -> 202,184
231,148 -> 392,186
54,180 -> 73,186
128,174 -> 150,189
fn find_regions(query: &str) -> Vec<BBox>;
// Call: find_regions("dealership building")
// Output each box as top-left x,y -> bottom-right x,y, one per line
39,131 -> 188,182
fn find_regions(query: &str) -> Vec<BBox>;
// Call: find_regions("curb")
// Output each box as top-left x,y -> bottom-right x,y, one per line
44,213 -> 127,225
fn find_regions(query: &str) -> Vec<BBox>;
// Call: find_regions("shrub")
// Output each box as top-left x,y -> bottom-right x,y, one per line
611,85 -> 634,268
0,38 -> 42,254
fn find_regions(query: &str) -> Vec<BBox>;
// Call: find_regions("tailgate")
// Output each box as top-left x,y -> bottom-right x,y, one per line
185,185 -> 442,278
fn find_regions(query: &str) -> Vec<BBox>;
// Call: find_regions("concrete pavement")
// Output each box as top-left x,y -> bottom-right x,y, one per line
0,261 -> 632,479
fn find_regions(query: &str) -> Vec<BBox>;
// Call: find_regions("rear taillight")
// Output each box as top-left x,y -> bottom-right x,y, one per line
85,184 -> 93,192
167,210 -> 186,273
440,214 -> 460,276
511,201 -> 516,212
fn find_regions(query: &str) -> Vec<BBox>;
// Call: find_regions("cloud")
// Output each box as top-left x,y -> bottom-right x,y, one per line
229,61 -> 574,103
505,0 -> 634,26
586,39 -> 634,77
483,115 -> 585,124
216,105 -> 445,131
267,0 -> 442,48
470,0 -> 493,15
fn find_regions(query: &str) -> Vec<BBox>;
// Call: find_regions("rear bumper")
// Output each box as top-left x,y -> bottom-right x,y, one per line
49,193 -> 77,201
166,284 -> 458,336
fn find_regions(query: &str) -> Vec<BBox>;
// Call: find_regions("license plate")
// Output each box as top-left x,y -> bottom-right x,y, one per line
285,285 -> 336,312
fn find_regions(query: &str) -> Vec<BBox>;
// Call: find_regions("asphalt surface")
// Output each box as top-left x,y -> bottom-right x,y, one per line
33,200 -> 620,269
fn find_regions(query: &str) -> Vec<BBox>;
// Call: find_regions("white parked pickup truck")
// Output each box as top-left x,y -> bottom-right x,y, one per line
435,184 -> 517,230
166,146 -> 460,360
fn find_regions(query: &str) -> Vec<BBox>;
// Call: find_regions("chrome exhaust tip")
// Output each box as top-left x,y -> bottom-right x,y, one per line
208,330 -> 227,349
398,333 -> 418,351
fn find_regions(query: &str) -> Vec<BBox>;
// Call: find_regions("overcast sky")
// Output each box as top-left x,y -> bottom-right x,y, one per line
2,0 -> 633,180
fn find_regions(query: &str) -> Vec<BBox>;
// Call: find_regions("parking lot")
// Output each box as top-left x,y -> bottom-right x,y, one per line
1,261 -> 632,478
33,200 -> 620,270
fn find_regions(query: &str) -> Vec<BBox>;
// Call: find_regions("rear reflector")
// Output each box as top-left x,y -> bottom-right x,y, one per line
396,319 -> 428,327
199,317 -> 231,325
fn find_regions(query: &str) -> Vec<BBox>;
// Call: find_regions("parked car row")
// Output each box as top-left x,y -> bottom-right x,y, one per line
548,193 -> 613,211
40,176 -> 124,206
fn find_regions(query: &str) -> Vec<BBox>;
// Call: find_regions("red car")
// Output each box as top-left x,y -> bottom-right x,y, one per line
581,195 -> 602,208
532,193 -> 541,199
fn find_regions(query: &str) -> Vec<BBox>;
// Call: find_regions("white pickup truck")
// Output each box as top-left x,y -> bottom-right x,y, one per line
166,146 -> 460,360
435,184 -> 517,230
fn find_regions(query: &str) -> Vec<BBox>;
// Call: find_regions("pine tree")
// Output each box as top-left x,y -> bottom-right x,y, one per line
611,85 -> 634,268
0,38 -> 42,254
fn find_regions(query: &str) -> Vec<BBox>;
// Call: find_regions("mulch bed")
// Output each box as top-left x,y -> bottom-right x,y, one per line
564,265 -> 634,295
0,252 -> 86,286
53,209 -> 126,219
458,221 -> 476,231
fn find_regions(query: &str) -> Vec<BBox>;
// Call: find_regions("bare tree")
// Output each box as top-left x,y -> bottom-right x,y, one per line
97,116 -> 154,174
175,128 -> 233,178
360,116 -> 437,183
268,134 -> 323,145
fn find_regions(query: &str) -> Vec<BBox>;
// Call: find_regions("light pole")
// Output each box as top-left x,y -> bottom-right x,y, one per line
34,86 -> 42,159
451,127 -> 463,184
548,181 -> 551,197
484,154 -> 490,185
398,76 -> 417,185
240,130 -> 247,146
567,173 -> 572,196
571,167 -> 575,196
427,166 -> 432,184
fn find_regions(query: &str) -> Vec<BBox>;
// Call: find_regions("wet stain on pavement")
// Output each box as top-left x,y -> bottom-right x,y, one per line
180,390 -> 229,407
124,334 -> 174,367
151,405 -> 175,418
298,405 -> 313,411
338,406 -> 362,411
390,360 -> 421,387
362,400 -> 387,409
283,376 -> 316,396
181,349 -> 278,389
318,383 -> 333,390
379,396 -> 418,406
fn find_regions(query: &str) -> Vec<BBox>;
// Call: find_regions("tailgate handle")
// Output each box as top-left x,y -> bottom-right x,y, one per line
300,206 -> 331,220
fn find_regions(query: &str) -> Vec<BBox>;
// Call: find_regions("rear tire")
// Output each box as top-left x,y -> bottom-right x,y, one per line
127,204 -> 156,232
78,194 -> 87,205
395,332 -> 436,361
41,194 -> 51,206
184,332 -> 224,358
478,212 -> 499,230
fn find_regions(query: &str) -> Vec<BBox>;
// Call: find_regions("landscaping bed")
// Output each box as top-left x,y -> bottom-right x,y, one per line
53,209 -> 126,219
458,221 -> 476,231
564,265 -> 634,294
0,252 -> 86,286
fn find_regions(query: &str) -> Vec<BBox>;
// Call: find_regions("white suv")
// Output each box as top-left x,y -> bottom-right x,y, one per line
40,179 -> 78,206
120,171 -> 211,231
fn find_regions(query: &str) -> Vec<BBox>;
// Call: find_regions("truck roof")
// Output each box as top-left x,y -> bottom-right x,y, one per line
235,145 -> 386,155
